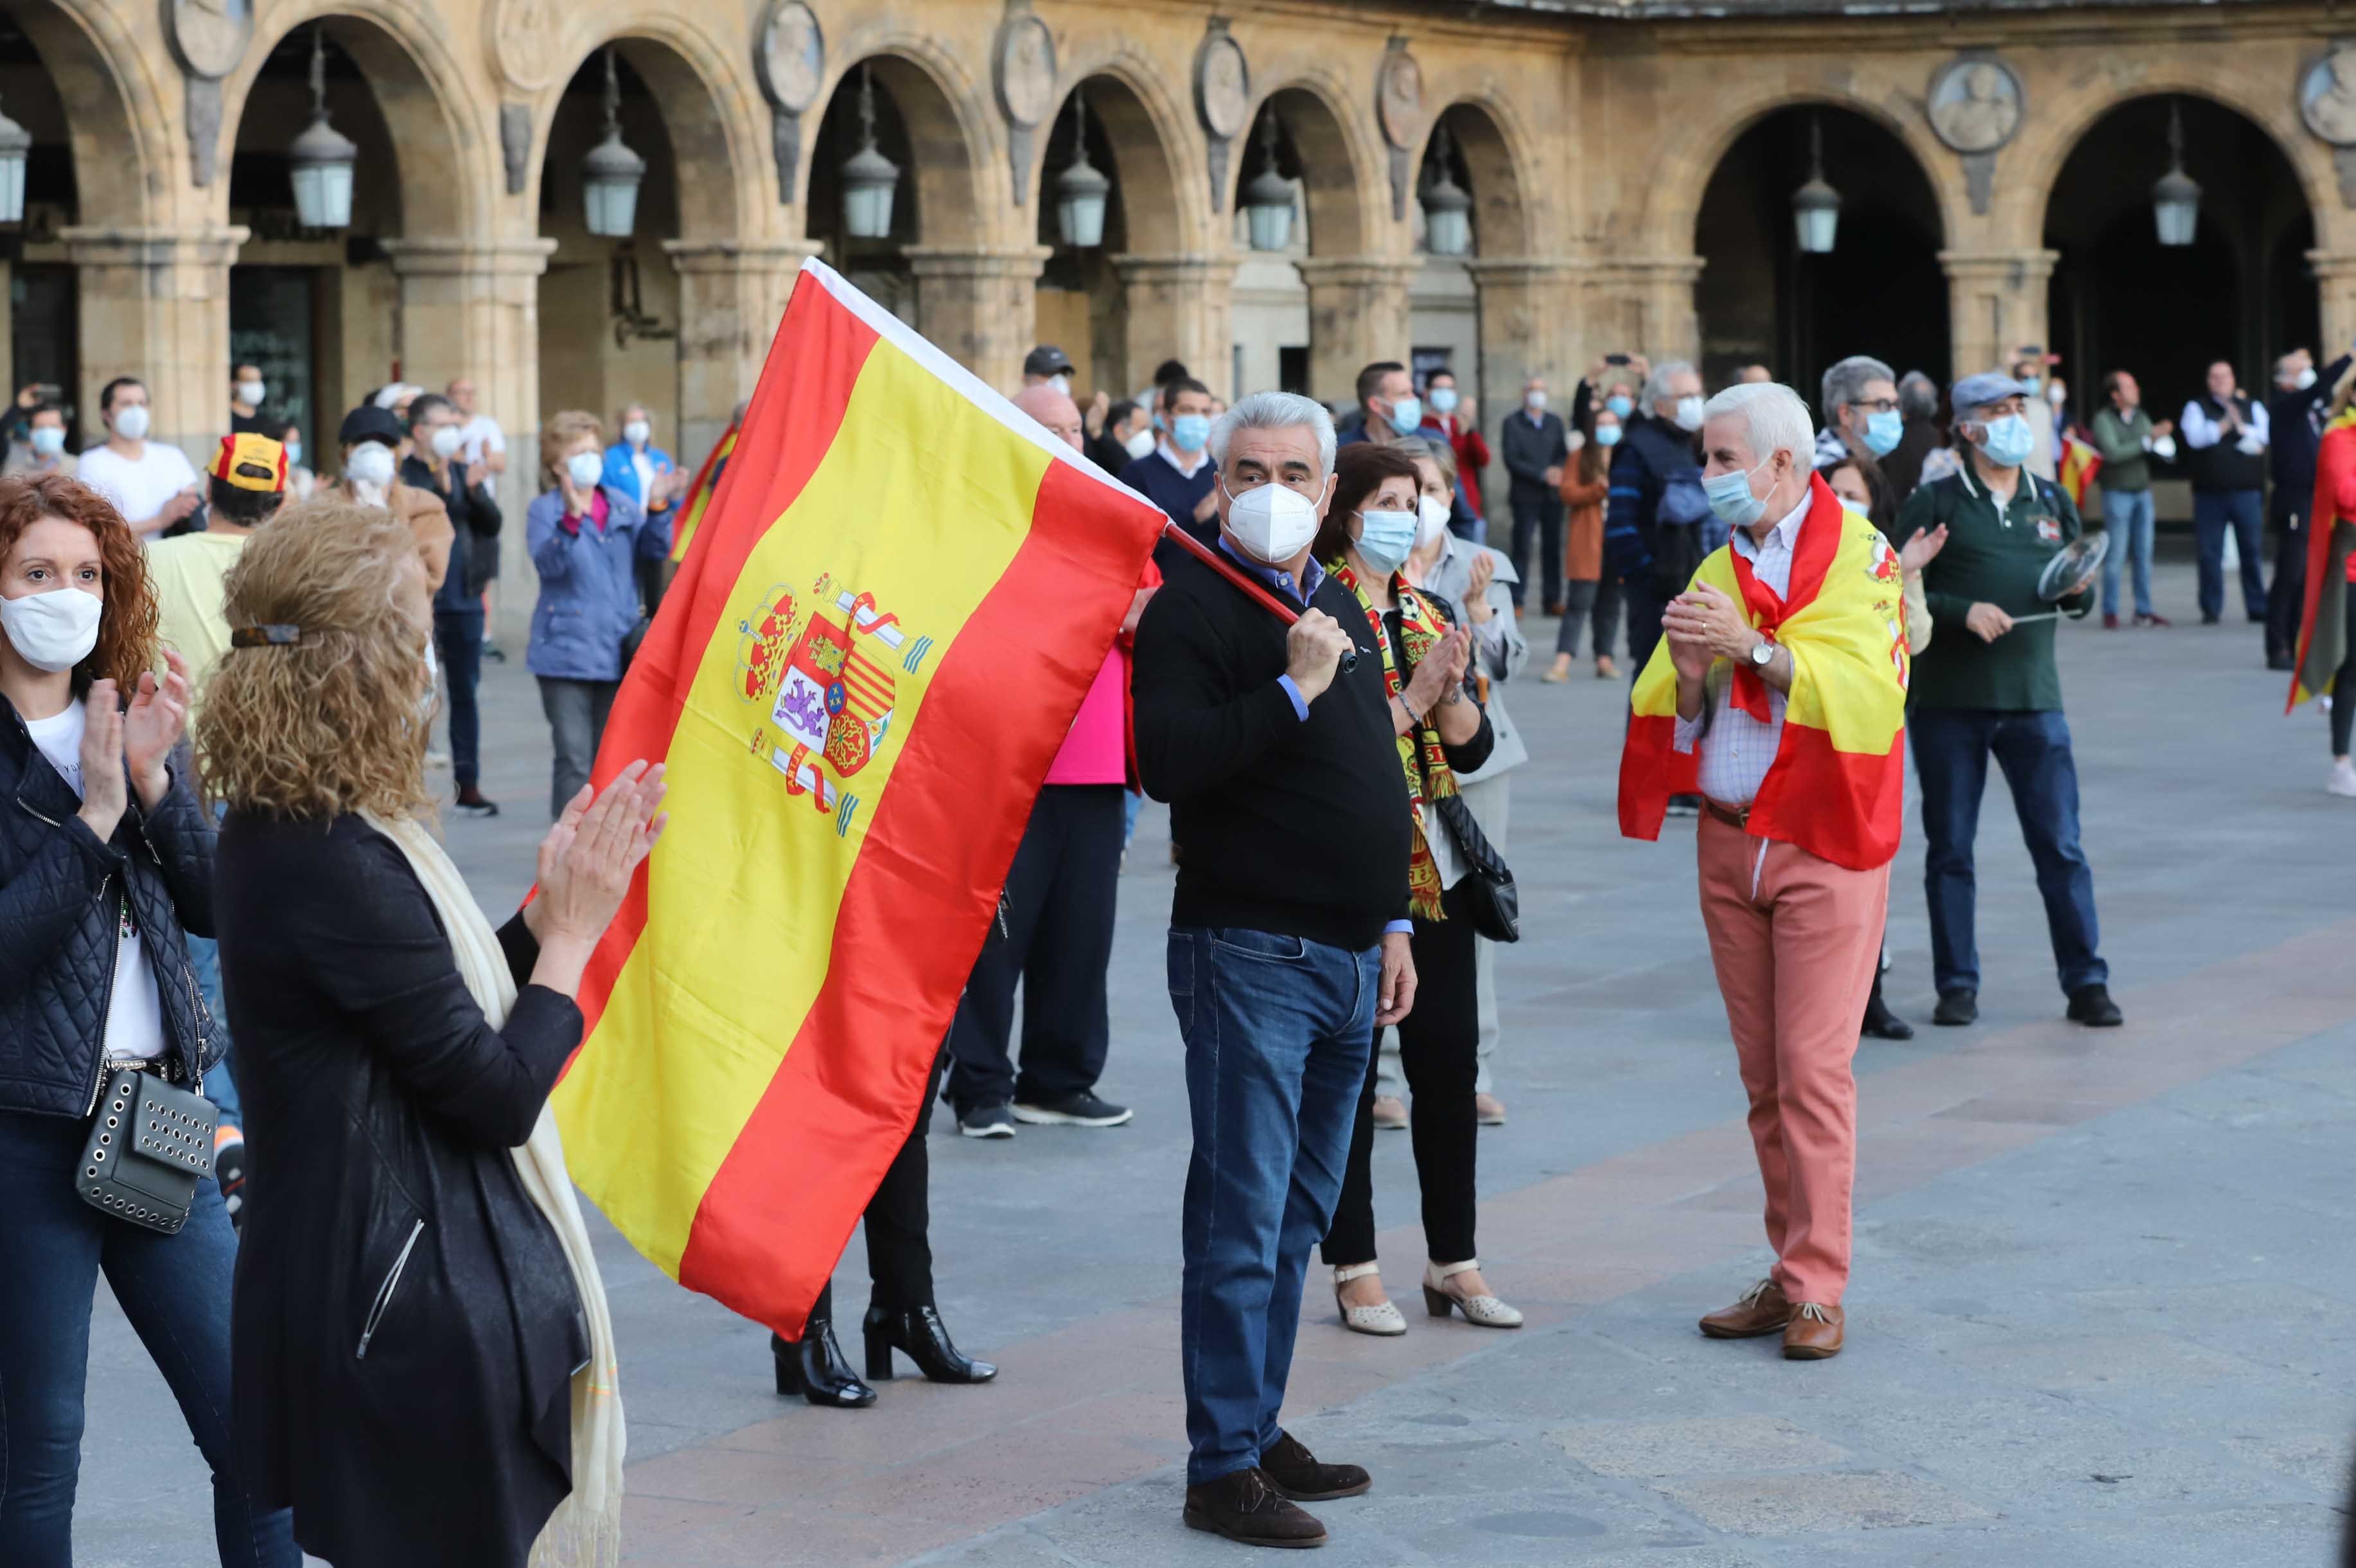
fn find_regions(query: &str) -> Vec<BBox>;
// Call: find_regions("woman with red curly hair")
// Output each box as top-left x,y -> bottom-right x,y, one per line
0,473 -> 299,1564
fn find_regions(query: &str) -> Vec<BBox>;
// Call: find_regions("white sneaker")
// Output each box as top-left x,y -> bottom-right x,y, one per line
2330,759 -> 2356,798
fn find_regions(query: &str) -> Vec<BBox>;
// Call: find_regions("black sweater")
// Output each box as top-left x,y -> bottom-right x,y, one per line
1135,552 -> 1484,951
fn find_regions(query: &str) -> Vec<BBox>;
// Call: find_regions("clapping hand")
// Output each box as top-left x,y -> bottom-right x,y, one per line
1662,582 -> 1755,662
1402,624 -> 1472,717
1465,553 -> 1496,622
75,681 -> 129,844
121,648 -> 192,809
1899,524 -> 1949,576
529,761 -> 669,947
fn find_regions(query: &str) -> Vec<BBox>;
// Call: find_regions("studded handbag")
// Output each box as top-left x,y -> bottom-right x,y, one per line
77,1064 -> 219,1235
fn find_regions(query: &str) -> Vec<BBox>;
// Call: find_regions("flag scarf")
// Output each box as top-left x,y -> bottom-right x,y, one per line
552,259 -> 1169,1336
1617,473 -> 1909,872
1328,561 -> 1457,921
2057,427 -> 2103,511
665,418 -> 739,563
2287,413 -> 2356,712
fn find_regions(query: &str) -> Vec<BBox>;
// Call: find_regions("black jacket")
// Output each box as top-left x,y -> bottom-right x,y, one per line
218,811 -> 586,1568
0,694 -> 218,1118
1500,409 -> 1570,502
2267,354 -> 2352,522
405,454 -> 504,607
1602,413 -> 1709,599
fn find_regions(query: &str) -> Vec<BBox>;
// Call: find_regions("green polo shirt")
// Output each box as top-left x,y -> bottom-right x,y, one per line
1892,461 -> 2090,714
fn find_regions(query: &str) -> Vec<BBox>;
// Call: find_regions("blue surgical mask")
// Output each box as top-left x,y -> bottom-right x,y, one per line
1386,396 -> 1423,436
284,439 -> 302,468
1429,387 -> 1459,415
1595,422 -> 1623,447
2016,374 -> 2041,396
1974,414 -> 2036,468
1605,395 -> 1635,419
1703,457 -> 1772,531
30,426 -> 65,457
1170,413 -> 1211,454
1863,409 -> 1903,457
1354,508 -> 1420,576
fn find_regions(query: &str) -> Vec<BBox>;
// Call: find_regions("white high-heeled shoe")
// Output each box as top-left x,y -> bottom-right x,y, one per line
1333,1263 -> 1407,1336
1422,1259 -> 1523,1328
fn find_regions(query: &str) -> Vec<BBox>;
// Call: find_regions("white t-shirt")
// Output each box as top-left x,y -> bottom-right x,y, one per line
76,441 -> 200,537
457,414 -> 506,467
25,700 -> 166,1060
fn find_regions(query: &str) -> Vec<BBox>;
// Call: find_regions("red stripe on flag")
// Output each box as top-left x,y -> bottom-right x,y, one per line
1616,710 -> 1700,843
674,457 -> 1163,1335
1748,722 -> 1904,871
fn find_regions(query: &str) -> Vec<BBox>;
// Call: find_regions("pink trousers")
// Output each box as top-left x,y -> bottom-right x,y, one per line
1695,813 -> 1886,1306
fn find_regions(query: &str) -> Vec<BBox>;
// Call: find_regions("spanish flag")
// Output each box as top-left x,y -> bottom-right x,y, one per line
2287,413 -> 2356,711
666,416 -> 739,564
553,259 -> 1168,1335
1617,475 -> 1908,871
2057,427 -> 2103,512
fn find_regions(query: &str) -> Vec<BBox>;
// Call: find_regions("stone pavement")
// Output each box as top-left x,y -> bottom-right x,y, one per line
75,561 -> 2356,1566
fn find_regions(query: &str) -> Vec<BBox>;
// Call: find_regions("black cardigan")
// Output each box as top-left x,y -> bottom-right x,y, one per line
216,810 -> 588,1568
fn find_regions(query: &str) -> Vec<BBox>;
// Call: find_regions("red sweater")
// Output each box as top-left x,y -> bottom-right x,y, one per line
1420,414 -> 1493,517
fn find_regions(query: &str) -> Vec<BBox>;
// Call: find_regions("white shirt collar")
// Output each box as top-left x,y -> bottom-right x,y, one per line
1159,439 -> 1208,479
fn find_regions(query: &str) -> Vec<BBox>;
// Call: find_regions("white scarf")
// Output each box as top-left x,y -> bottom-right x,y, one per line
364,810 -> 625,1567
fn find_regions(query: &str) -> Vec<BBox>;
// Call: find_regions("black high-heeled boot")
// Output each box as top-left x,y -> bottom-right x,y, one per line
1861,967 -> 1913,1041
863,1303 -> 998,1384
771,1299 -> 877,1409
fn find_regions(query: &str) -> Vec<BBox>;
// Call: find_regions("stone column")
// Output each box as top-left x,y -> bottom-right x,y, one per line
1581,256 -> 1705,367
62,224 -> 249,464
1939,249 -> 2059,380
383,237 -> 558,639
663,239 -> 824,466
1293,256 -> 1420,405
2310,250 -> 2356,358
1112,254 -> 1240,398
1465,258 -> 1590,509
903,246 -> 1053,391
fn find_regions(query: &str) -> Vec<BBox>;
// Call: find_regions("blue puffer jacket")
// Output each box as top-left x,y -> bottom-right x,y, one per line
601,441 -> 676,511
526,485 -> 666,682
0,695 -> 220,1118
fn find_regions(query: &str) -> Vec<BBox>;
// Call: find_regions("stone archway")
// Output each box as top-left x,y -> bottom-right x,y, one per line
1231,80 -> 1382,403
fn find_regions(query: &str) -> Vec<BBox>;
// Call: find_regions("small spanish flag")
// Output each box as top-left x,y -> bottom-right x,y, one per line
2288,412 -> 2356,712
2057,427 -> 2104,512
666,417 -> 739,564
1617,475 -> 1908,871
553,259 -> 1168,1335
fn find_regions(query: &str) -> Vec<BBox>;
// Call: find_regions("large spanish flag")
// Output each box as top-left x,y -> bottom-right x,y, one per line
1617,475 -> 1908,871
2287,414 -> 2356,712
554,259 -> 1168,1335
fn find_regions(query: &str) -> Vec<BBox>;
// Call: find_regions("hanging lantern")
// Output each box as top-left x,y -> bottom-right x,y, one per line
1791,113 -> 1840,255
840,63 -> 901,241
1242,109 -> 1295,253
2152,100 -> 2201,248
1054,92 -> 1111,249
286,29 -> 358,231
0,92 -> 30,228
581,48 -> 646,238
1420,122 -> 1472,258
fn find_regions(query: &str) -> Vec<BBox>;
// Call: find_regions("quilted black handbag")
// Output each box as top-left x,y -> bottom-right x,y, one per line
78,1066 -> 218,1235
1434,793 -> 1519,943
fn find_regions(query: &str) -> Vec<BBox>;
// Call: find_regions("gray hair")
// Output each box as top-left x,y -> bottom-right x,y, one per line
1897,370 -> 1938,419
1641,359 -> 1697,413
1405,433 -> 1458,484
1701,382 -> 1816,469
1208,391 -> 1338,479
1820,355 -> 1895,420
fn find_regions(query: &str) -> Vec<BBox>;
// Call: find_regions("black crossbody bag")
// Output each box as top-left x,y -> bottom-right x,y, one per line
78,1064 -> 218,1234
1434,793 -> 1520,943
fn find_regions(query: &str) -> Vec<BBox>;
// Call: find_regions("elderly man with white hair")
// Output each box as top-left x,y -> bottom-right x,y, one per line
1812,354 -> 1902,470
1133,390 -> 1420,1549
1618,380 -> 1910,1362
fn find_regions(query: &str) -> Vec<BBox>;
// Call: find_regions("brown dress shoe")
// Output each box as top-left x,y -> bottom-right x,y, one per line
1184,1467 -> 1329,1548
1261,1429 -> 1371,1501
1698,1278 -> 1793,1339
1782,1302 -> 1844,1359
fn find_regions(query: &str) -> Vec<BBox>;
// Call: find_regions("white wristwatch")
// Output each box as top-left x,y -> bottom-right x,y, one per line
1747,639 -> 1776,669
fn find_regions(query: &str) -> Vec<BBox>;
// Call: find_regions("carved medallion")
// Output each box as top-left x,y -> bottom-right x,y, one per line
1926,55 -> 2024,155
1377,47 -> 1424,153
2303,46 -> 2356,146
1195,29 -> 1250,141
166,0 -> 253,81
994,12 -> 1057,130
489,0 -> 561,95
757,1 -> 825,115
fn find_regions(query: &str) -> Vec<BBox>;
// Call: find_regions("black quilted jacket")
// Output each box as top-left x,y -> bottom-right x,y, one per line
0,693 -> 219,1118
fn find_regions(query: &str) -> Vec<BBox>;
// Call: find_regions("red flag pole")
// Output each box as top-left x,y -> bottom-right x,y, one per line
1156,520 -> 1357,673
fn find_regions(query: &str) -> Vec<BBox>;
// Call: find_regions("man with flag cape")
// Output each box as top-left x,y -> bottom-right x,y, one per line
2287,366 -> 2356,796
1619,381 -> 1908,1363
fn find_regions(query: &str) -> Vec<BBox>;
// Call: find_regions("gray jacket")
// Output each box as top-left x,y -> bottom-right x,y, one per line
1415,534 -> 1528,785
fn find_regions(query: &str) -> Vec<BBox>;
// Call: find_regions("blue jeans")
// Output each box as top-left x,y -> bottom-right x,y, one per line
434,606 -> 486,790
2099,487 -> 2155,619
1170,927 -> 1376,1486
1912,708 -> 2107,998
2192,488 -> 2266,621
0,1113 -> 299,1566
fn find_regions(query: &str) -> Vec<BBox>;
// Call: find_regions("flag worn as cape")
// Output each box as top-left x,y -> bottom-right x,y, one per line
2288,413 -> 2356,712
2057,427 -> 2102,511
1617,473 -> 1909,871
667,417 -> 739,563
553,259 -> 1169,1337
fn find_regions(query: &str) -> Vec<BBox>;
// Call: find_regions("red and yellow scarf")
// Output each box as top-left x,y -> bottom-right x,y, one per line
1330,560 -> 1457,921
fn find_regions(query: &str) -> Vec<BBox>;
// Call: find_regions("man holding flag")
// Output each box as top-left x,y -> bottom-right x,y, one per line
1619,382 -> 1910,1362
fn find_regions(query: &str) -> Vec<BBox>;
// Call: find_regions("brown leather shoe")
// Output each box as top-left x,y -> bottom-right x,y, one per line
1183,1467 -> 1329,1548
1261,1429 -> 1371,1501
1698,1278 -> 1793,1339
1782,1301 -> 1845,1360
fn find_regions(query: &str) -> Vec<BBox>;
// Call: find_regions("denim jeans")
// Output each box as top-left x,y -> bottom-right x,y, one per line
2099,487 -> 2155,619
0,1112 -> 299,1566
538,676 -> 619,819
1911,708 -> 2107,998
1170,927 -> 1376,1486
2192,488 -> 2266,621
434,606 -> 486,790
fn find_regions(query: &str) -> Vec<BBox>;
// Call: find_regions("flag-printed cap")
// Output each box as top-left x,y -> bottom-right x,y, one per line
210,432 -> 288,494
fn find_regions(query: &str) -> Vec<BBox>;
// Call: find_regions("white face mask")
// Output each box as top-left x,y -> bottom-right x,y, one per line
1524,391 -> 1549,412
1047,374 -> 1071,397
1672,396 -> 1707,432
236,380 -> 266,407
346,441 -> 396,488
112,404 -> 150,441
1565,429 -> 1588,454
1123,428 -> 1157,461
1415,493 -> 1452,550
430,425 -> 462,460
623,419 -> 651,446
2297,366 -> 2319,392
0,585 -> 103,673
566,450 -> 604,491
1222,477 -> 1323,566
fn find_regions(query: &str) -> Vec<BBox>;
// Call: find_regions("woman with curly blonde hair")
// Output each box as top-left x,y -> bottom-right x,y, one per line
202,495 -> 667,1567
0,473 -> 297,1565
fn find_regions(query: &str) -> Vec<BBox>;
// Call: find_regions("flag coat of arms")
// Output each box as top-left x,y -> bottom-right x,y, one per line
553,259 -> 1168,1335
1617,476 -> 1909,871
